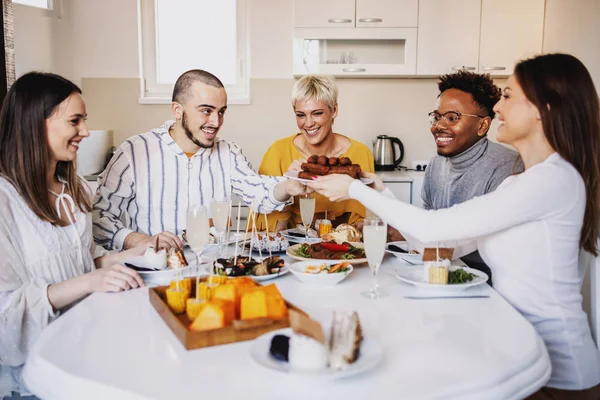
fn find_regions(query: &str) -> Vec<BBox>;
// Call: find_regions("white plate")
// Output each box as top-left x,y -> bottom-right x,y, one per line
249,328 -> 383,379
289,260 -> 353,286
385,241 -> 423,265
123,248 -> 199,285
396,265 -> 488,292
213,257 -> 290,282
286,243 -> 367,265
251,266 -> 290,282
280,228 -> 322,244
284,171 -> 373,185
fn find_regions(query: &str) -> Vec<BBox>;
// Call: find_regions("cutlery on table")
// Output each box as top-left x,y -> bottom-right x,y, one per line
404,295 -> 490,300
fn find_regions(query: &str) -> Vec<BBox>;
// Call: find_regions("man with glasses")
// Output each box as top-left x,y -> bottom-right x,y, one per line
421,71 -> 522,284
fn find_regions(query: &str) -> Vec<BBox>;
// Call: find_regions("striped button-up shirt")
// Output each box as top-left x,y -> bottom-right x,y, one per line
93,121 -> 289,250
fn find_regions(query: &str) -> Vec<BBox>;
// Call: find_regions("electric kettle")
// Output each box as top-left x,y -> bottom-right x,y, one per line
373,134 -> 404,171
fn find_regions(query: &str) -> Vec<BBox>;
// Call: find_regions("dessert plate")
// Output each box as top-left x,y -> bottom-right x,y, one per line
396,265 -> 488,292
122,248 -> 200,285
284,171 -> 373,185
249,328 -> 383,379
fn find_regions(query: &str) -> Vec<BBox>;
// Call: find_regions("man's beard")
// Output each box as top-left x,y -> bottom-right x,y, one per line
182,111 -> 216,149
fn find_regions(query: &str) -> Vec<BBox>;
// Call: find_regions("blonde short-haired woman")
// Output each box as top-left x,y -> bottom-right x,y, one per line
256,74 -> 374,232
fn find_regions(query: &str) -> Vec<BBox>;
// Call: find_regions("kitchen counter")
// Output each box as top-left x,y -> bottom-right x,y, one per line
375,170 -> 425,182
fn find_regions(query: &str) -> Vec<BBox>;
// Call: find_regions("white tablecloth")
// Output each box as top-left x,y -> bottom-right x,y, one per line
23,248 -> 551,400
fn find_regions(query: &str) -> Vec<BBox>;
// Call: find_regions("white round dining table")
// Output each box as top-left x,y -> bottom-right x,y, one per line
23,249 -> 551,400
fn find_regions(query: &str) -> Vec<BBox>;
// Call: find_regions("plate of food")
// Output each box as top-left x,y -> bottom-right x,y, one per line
286,242 -> 367,264
396,265 -> 488,291
123,246 -> 197,285
280,226 -> 321,244
385,241 -> 422,265
239,232 -> 291,254
284,155 -> 373,184
213,255 -> 289,282
249,310 -> 382,379
289,260 -> 353,286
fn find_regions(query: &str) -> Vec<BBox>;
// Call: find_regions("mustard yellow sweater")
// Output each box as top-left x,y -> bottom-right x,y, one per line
255,134 -> 374,231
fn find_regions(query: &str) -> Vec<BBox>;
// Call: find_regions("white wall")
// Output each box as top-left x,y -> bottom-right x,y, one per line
14,4 -> 58,76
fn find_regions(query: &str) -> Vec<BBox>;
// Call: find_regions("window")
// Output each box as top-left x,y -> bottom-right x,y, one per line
13,0 -> 52,9
138,0 -> 249,104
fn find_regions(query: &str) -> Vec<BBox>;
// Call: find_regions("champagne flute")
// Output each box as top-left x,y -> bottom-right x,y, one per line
210,198 -> 230,257
186,205 -> 210,276
362,219 -> 388,299
299,192 -> 315,242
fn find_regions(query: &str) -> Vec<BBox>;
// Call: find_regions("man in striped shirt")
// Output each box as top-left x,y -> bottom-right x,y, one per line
92,70 -> 309,251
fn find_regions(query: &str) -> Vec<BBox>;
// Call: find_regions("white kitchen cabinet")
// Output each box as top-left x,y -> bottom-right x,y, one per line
479,0 -> 545,76
294,0 -> 418,29
416,0 -> 481,75
356,0 -> 418,28
294,0 -> 355,28
383,182 -> 412,204
293,27 -> 417,77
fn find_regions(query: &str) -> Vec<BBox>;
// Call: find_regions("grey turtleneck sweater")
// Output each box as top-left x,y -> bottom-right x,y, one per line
421,137 -> 522,284
422,137 -> 520,209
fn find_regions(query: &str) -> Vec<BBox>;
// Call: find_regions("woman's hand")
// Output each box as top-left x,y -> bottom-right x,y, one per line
362,172 -> 386,192
306,174 -> 355,202
286,158 -> 306,174
87,264 -> 144,293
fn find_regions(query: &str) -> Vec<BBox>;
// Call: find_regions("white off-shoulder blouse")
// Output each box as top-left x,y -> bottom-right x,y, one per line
0,177 -> 106,397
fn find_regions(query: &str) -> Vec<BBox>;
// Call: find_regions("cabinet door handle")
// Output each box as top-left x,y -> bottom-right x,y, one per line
452,66 -> 476,71
482,66 -> 507,71
342,68 -> 366,72
328,18 -> 352,23
358,18 -> 383,23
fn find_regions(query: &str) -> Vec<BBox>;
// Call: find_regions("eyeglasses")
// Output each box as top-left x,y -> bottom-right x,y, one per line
428,111 -> 486,126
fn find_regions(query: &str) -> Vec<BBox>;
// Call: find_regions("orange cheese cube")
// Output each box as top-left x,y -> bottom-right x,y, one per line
229,277 -> 256,286
189,299 -> 235,331
186,298 -> 205,321
240,284 -> 288,321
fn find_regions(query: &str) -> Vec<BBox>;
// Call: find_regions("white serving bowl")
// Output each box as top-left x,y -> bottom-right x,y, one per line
289,260 -> 353,286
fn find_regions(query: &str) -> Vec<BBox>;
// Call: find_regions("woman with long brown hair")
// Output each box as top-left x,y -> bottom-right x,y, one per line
310,53 -> 600,397
0,72 -> 146,398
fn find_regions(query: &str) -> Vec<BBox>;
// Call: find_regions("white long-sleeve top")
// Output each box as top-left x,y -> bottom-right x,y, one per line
0,177 -> 106,397
350,153 -> 600,390
93,121 -> 290,250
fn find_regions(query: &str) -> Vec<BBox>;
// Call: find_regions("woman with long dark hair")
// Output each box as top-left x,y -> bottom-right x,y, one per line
310,53 -> 600,397
0,72 -> 146,397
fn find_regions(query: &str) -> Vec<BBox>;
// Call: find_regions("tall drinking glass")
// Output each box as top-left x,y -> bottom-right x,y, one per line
210,199 -> 230,256
186,205 -> 210,275
362,219 -> 388,299
299,192 -> 316,241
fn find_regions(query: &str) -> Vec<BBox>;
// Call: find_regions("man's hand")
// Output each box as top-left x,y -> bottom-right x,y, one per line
124,231 -> 183,251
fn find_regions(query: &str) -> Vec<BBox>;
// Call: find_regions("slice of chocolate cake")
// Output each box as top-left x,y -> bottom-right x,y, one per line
329,311 -> 363,370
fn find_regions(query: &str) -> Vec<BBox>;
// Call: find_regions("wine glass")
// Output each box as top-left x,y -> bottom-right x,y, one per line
362,219 -> 388,299
299,192 -> 315,242
186,205 -> 210,275
210,198 -> 230,257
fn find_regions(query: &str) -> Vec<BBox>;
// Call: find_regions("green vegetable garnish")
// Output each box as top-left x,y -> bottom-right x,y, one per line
448,268 -> 476,284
